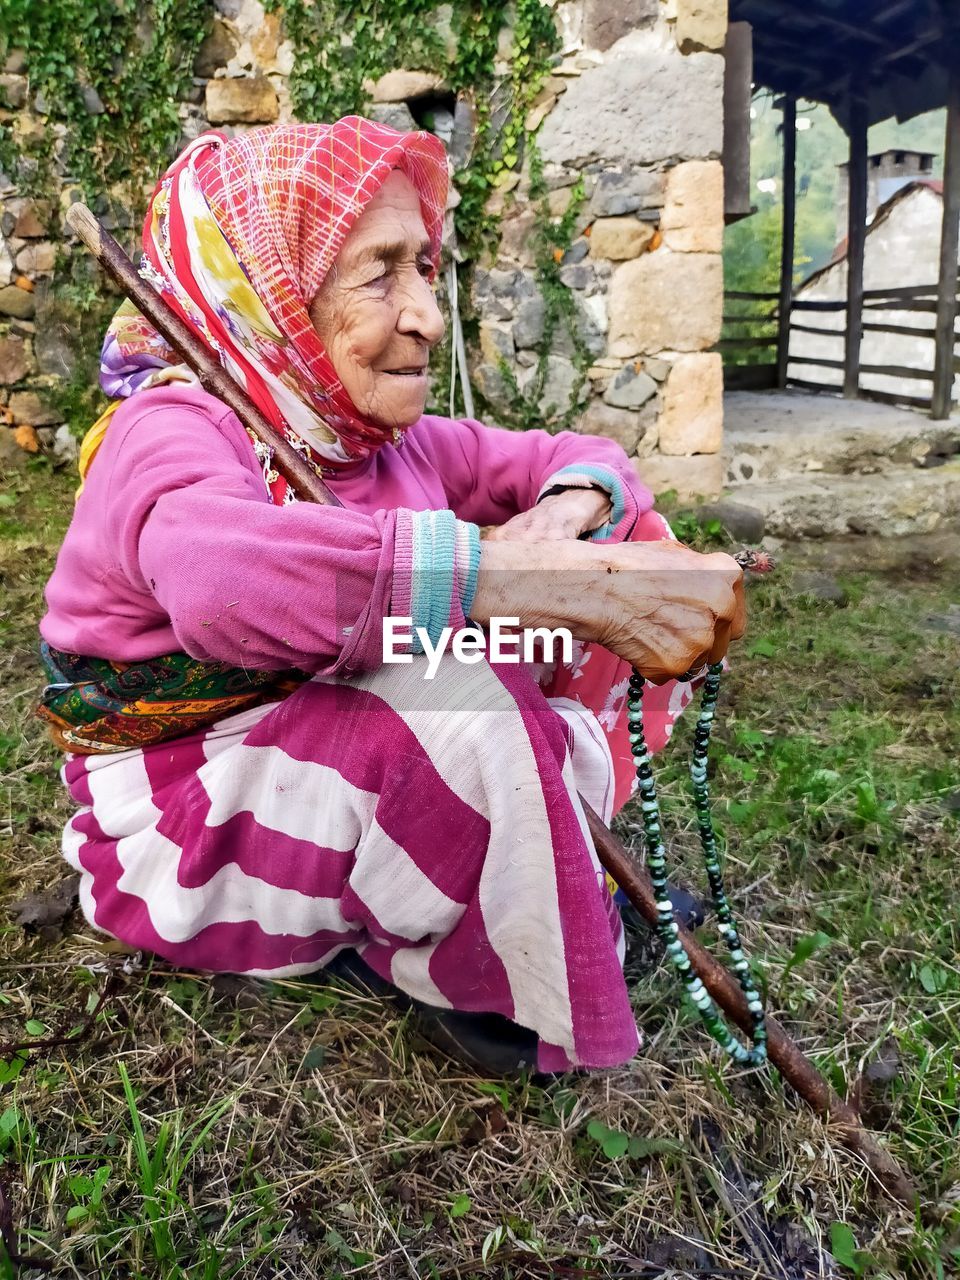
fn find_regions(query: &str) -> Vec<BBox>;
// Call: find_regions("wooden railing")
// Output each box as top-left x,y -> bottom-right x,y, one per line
719,280 -> 960,408
787,279 -> 960,410
717,289 -> 779,390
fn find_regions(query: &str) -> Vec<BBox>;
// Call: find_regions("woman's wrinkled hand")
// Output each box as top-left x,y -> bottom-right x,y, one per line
471,537 -> 746,684
587,540 -> 746,682
484,488 -> 612,543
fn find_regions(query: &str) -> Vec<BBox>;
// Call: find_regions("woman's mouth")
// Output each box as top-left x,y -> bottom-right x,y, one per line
382,367 -> 426,378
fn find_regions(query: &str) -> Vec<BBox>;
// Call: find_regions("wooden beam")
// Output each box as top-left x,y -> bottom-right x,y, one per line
723,23 -> 754,221
874,28 -> 943,69
844,96 -> 868,398
862,282 -> 947,300
873,0 -> 918,23
858,386 -> 934,410
778,94 -> 797,389
793,11 -> 889,49
932,66 -> 960,420
784,376 -> 844,394
789,355 -> 845,369
860,363 -> 935,381
748,28 -> 851,91
784,380 -> 935,414
789,321 -> 843,336
790,355 -> 936,380
752,31 -> 847,76
863,299 -> 942,312
792,298 -> 847,312
751,39 -> 848,100
737,0 -> 890,48
717,336 -> 781,349
861,321 -> 938,339
724,364 -> 779,391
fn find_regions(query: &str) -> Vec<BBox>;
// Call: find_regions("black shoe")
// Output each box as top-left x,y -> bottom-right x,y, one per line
619,881 -> 706,937
667,883 -> 707,930
620,883 -> 706,984
322,949 -> 538,1077
413,1006 -> 539,1076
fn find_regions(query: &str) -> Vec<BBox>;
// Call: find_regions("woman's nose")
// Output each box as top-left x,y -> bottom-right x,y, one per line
398,271 -> 445,347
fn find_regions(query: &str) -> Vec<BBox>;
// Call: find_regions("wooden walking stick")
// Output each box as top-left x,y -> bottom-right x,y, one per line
65,202 -> 919,1209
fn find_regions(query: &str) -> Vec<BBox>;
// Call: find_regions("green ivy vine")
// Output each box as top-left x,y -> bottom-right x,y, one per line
261,0 -> 560,260
261,0 -> 584,427
0,0 -> 210,433
261,0 -> 445,124
496,141 -> 592,433
0,0 -> 210,207
0,0 -> 587,435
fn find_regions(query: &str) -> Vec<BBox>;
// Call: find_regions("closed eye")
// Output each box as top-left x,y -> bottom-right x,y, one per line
357,261 -> 391,287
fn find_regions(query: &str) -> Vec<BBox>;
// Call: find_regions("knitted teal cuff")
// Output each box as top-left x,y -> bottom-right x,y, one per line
393,509 -> 482,653
537,463 -> 636,542
455,518 -> 482,618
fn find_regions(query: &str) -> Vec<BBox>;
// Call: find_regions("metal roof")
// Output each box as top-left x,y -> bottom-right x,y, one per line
729,0 -> 958,128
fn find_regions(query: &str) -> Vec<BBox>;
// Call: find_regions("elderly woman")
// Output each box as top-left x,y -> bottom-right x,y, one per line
38,119 -> 743,1075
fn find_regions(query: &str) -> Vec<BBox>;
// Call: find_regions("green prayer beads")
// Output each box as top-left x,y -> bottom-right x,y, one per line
627,662 -> 767,1068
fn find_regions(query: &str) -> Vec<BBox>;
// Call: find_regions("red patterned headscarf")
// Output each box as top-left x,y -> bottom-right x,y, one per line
97,118 -> 449,497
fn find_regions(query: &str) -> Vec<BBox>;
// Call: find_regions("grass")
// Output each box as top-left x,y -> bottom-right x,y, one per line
0,454 -> 958,1278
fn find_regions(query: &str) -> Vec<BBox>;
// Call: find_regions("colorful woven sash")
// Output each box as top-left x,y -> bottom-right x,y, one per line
37,642 -> 309,754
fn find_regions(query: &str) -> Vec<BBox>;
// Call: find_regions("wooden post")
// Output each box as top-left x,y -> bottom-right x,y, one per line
777,94 -> 797,388
932,66 -> 960,420
843,96 -> 868,399
722,23 -> 754,223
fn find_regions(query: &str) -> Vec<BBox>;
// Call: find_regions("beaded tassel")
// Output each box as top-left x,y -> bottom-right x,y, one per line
627,663 -> 767,1067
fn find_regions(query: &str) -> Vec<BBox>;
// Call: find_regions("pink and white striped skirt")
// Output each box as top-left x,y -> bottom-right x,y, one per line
61,512 -> 695,1072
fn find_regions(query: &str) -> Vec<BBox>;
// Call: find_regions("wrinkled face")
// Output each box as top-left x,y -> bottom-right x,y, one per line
309,170 -> 445,433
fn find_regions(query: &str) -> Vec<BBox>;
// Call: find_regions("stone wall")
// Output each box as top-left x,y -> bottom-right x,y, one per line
0,0 -> 727,497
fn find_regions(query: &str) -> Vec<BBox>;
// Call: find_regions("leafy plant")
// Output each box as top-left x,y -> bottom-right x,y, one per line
830,1221 -> 874,1276
0,1055 -> 28,1088
492,147 -> 591,433
585,1120 -> 681,1162
665,510 -> 728,549
449,1192 -> 471,1218
262,0 -> 444,124
0,0 -> 209,205
118,1061 -> 235,1274
0,1106 -> 31,1159
65,1162 -> 111,1227
0,0 -> 209,432
480,1218 -> 545,1262
917,963 -> 950,995
747,636 -> 777,658
263,0 -> 558,262
779,930 -> 831,992
474,1079 -> 512,1108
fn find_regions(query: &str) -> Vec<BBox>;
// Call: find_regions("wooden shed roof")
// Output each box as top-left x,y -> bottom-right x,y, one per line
728,0 -> 959,128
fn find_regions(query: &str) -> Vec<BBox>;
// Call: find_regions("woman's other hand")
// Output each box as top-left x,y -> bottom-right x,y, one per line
585,540 -> 746,682
471,538 -> 746,683
483,489 -> 612,543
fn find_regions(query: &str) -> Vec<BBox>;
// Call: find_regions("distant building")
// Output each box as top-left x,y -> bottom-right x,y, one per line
788,180 -> 959,404
836,148 -> 936,230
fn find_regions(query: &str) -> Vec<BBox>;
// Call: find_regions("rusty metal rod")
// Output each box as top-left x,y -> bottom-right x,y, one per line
66,201 -> 919,1210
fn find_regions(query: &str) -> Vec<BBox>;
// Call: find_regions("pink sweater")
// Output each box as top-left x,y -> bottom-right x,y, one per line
41,384 -> 652,677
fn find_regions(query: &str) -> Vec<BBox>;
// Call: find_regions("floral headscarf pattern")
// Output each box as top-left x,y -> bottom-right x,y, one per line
97,118 -> 449,498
